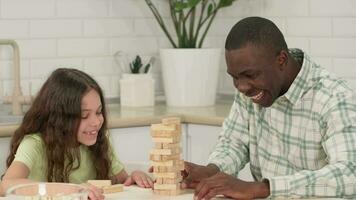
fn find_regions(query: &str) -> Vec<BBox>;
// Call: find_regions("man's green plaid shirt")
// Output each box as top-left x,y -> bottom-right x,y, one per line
208,49 -> 356,198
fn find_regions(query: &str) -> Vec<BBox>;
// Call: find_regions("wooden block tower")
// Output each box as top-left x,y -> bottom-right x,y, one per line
150,117 -> 184,195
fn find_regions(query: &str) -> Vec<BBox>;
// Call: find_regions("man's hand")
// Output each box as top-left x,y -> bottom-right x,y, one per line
181,162 -> 220,189
194,172 -> 270,200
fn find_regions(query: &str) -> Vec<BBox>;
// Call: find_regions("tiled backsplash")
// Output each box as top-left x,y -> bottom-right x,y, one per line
0,0 -> 356,99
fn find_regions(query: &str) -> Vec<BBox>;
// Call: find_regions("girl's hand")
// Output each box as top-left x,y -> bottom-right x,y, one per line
123,170 -> 154,188
81,183 -> 105,200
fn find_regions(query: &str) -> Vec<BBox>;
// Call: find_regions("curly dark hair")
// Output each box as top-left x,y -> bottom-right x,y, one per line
5,68 -> 111,182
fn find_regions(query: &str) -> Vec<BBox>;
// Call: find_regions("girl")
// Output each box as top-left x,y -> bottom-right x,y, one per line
0,68 -> 153,199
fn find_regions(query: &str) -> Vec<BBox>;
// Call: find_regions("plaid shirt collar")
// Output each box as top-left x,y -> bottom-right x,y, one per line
279,48 -> 314,105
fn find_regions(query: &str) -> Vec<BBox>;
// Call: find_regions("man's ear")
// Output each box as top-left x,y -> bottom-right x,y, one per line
277,50 -> 288,70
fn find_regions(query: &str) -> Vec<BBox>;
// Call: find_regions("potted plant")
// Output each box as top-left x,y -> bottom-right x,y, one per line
119,55 -> 155,107
145,0 -> 236,107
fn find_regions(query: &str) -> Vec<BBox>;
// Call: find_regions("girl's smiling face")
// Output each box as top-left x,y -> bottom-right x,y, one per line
77,89 -> 104,146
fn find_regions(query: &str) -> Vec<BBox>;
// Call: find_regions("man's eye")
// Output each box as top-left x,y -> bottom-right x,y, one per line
246,73 -> 257,79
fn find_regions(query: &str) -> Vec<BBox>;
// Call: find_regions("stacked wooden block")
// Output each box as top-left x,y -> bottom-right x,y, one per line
150,117 -> 184,195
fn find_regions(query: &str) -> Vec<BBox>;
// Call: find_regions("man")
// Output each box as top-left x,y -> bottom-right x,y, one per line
182,16 -> 356,199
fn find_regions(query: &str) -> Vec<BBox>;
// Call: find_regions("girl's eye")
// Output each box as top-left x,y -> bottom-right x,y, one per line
81,115 -> 89,119
96,111 -> 102,115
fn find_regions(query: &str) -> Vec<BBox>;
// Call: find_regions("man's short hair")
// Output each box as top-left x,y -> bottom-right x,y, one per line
225,16 -> 288,55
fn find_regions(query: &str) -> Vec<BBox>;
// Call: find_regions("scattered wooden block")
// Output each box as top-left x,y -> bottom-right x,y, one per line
87,180 -> 111,188
102,184 -> 123,194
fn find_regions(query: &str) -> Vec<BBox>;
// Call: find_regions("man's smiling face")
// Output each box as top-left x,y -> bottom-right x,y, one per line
225,44 -> 286,107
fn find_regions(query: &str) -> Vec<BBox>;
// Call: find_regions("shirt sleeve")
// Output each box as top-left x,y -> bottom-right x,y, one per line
108,141 -> 124,176
268,88 -> 356,198
13,134 -> 43,170
208,92 -> 251,177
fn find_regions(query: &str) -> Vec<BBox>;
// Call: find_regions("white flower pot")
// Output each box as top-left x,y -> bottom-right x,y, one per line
160,48 -> 221,107
119,73 -> 155,107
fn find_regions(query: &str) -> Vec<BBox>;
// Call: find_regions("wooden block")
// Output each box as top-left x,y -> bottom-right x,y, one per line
151,123 -> 176,131
150,147 -> 181,156
151,129 -> 180,138
154,171 -> 181,179
154,142 -> 180,149
162,142 -> 180,149
151,123 -> 181,138
153,162 -> 184,173
154,183 -> 180,190
150,154 -> 181,161
162,117 -> 181,132
153,189 -> 182,196
155,143 -> 163,149
156,177 -> 182,184
152,136 -> 180,144
151,159 -> 183,167
87,180 -> 111,188
102,184 -> 123,194
161,117 -> 181,125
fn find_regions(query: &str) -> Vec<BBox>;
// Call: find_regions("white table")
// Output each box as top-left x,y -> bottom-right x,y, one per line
0,186 -> 344,200
105,186 -> 202,200
104,186 -> 343,200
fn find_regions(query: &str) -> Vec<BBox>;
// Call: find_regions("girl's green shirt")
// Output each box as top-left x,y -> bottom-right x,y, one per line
13,133 -> 124,183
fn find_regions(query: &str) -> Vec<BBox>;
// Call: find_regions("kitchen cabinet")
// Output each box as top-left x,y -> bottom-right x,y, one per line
110,124 -> 253,181
185,124 -> 253,181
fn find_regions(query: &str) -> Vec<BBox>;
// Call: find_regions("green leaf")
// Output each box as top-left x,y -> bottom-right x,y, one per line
218,0 -> 235,8
207,3 -> 213,16
130,55 -> 143,73
174,2 -> 189,11
187,0 -> 201,8
144,64 -> 151,73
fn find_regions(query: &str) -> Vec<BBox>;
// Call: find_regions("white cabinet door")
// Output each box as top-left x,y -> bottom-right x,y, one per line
186,124 -> 221,165
187,124 -> 253,181
109,127 -> 153,164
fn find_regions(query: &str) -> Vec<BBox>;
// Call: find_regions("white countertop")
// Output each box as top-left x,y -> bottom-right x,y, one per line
0,97 -> 234,138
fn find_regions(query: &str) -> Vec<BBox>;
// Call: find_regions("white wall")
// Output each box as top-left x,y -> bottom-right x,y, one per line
0,0 -> 355,98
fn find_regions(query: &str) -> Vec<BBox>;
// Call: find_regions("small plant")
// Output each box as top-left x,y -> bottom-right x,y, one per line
129,55 -> 151,74
145,0 -> 236,48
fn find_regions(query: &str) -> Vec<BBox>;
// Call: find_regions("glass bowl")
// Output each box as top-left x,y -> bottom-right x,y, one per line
6,182 -> 88,200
